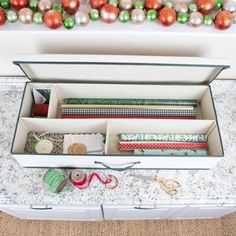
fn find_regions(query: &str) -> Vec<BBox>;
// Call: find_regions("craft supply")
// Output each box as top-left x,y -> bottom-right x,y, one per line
130,174 -> 181,196
33,88 -> 51,104
68,143 -> 87,154
63,98 -> 198,106
131,9 -> 145,24
0,7 -> 6,25
25,132 -> 64,154
44,9 -> 62,29
196,0 -> 215,15
61,115 -> 196,119
214,10 -> 234,30
145,0 -> 161,10
10,0 -> 29,10
35,139 -> 53,154
33,103 -> 49,117
120,133 -> 207,142
100,4 -> 118,24
89,0 -> 107,9
43,169 -> 73,193
18,7 -> 33,24
119,142 -> 208,150
134,149 -> 207,156
61,0 -> 80,15
61,104 -> 195,110
63,133 -> 105,154
61,108 -> 197,117
75,11 -> 90,26
70,170 -> 119,189
158,7 -> 176,26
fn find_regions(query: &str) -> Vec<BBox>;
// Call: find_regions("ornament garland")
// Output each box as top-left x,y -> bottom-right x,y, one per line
0,0 -> 235,30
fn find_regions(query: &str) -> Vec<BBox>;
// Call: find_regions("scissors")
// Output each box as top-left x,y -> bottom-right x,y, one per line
130,174 -> 181,196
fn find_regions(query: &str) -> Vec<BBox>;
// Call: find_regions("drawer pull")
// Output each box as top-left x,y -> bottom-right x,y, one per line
134,207 -> 157,210
94,161 -> 140,171
30,207 -> 53,210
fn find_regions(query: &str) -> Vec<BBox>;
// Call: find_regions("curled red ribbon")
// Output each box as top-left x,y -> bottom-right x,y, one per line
70,172 -> 118,190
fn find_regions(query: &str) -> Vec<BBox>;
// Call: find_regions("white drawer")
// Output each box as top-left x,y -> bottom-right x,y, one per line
11,54 -> 230,169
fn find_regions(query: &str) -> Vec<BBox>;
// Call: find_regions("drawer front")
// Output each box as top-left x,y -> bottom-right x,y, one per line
0,205 -> 103,221
13,154 -> 221,170
103,205 -> 184,220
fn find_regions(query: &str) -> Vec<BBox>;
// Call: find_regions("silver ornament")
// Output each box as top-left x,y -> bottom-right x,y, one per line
120,0 -> 133,10
38,0 -> 52,12
75,11 -> 90,26
7,10 -> 18,23
131,9 -> 145,24
174,2 -> 188,13
223,1 -> 236,12
18,8 -> 33,24
189,12 -> 203,27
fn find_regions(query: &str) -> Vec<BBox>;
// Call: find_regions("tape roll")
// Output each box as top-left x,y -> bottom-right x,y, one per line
70,170 -> 87,187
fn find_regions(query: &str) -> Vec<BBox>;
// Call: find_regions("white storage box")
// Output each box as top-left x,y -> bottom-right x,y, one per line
11,54 -> 229,170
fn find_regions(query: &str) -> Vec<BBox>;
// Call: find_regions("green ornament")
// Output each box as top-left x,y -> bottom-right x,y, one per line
146,9 -> 157,21
33,12 -> 43,24
109,0 -> 118,7
189,3 -> 198,13
204,15 -> 213,25
134,0 -> 144,9
7,10 -> 18,23
177,12 -> 188,24
233,12 -> 236,24
119,10 -> 130,23
89,9 -> 99,21
53,4 -> 63,14
29,0 -> 38,11
164,2 -> 173,8
63,17 -> 75,29
0,0 -> 10,9
214,0 -> 223,10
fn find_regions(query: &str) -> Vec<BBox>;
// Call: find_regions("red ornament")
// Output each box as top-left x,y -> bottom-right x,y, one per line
89,0 -> 107,9
100,4 -> 118,23
158,7 -> 176,26
61,0 -> 80,15
214,10 -> 234,30
10,0 -> 29,10
196,0 -> 215,15
0,8 -> 6,26
145,0 -> 161,10
44,10 -> 62,29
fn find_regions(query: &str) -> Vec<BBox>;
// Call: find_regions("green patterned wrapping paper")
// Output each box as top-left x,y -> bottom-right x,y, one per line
134,149 -> 207,156
63,98 -> 198,106
120,133 -> 207,142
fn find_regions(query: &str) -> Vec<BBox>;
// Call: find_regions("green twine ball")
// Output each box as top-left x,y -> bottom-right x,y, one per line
63,17 -> 75,29
134,0 -> 144,9
119,10 -> 130,23
7,10 -> 18,23
33,12 -> 43,24
189,3 -> 198,13
0,0 -> 10,9
146,9 -> 157,21
204,15 -> 213,25
177,12 -> 188,24
89,9 -> 99,21
29,0 -> 38,11
109,0 -> 118,7
215,0 -> 223,10
164,2 -> 173,8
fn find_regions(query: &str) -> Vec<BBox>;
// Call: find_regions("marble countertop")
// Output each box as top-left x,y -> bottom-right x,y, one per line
0,78 -> 236,206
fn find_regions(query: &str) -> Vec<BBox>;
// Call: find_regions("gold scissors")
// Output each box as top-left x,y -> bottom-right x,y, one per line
130,174 -> 181,196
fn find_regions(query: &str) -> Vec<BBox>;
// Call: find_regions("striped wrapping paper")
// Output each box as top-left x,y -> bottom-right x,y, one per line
63,98 -> 198,106
119,142 -> 208,150
61,108 -> 196,117
61,115 -> 196,119
134,149 -> 207,156
120,133 -> 207,142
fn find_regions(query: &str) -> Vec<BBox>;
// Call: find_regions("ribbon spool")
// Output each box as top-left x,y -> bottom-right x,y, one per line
33,104 -> 49,117
43,169 -> 73,193
69,170 -> 119,189
70,170 -> 87,187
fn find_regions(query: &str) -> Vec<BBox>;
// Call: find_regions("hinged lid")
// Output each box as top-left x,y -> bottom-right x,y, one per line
13,54 -> 230,84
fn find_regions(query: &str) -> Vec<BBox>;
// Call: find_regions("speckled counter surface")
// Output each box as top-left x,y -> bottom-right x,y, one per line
0,78 -> 236,206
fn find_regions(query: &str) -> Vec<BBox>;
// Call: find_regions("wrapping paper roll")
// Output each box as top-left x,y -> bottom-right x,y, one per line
134,149 -> 207,156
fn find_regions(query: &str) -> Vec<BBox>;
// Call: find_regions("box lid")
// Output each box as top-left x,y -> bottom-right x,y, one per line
13,54 -> 230,84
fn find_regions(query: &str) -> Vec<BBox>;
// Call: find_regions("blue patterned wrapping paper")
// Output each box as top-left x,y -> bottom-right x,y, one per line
134,149 -> 207,156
